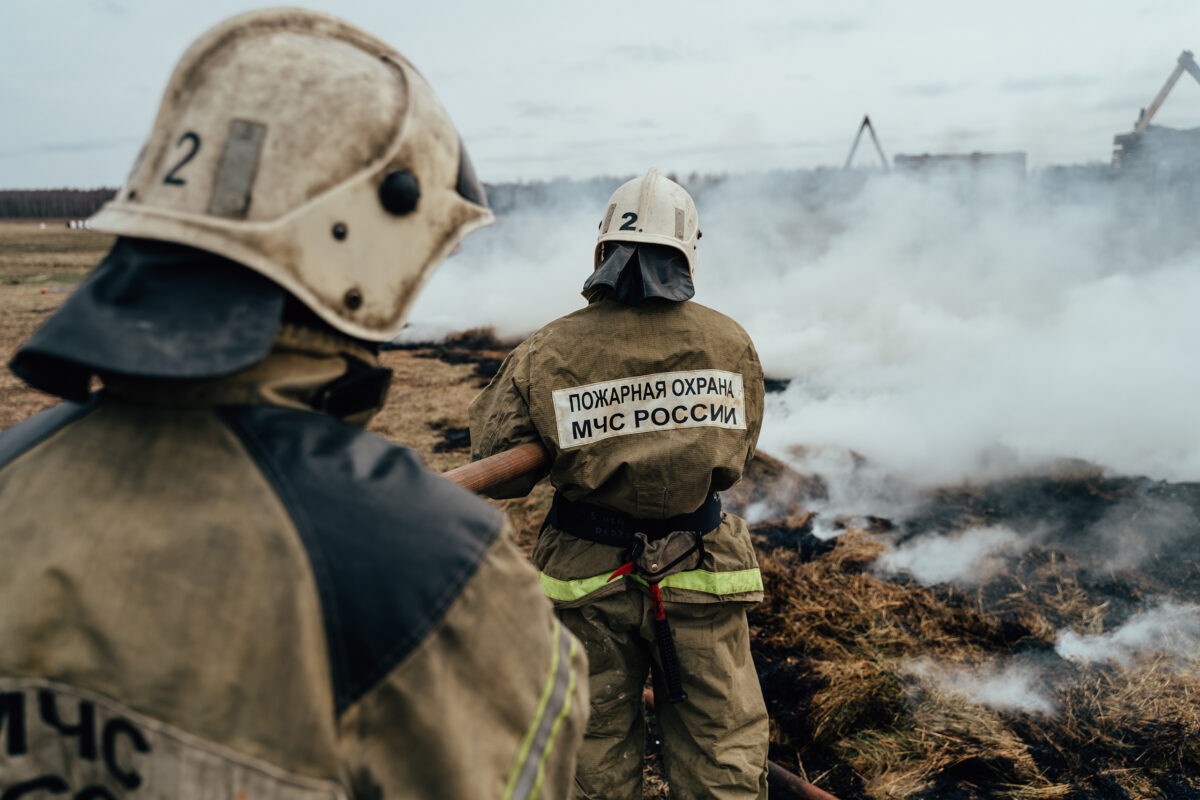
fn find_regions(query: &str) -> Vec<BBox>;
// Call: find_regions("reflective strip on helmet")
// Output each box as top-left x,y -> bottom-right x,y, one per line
504,621 -> 580,800
538,567 -> 763,602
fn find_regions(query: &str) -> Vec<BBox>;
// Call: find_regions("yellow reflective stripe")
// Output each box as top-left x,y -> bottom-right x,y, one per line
539,571 -> 613,602
504,621 -> 576,800
539,567 -> 763,602
524,635 -> 580,800
658,567 -> 763,595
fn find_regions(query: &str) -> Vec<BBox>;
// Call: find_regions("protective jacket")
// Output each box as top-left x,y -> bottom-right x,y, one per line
0,325 -> 587,800
469,297 -> 766,607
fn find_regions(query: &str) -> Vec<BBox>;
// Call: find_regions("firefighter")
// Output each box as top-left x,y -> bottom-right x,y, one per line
0,10 -> 585,799
469,169 -> 770,799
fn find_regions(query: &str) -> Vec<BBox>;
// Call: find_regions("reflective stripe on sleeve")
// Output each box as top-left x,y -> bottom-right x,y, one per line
538,567 -> 763,603
504,620 -> 579,800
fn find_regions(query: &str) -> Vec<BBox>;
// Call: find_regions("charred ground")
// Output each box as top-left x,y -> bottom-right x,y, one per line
387,325 -> 1200,799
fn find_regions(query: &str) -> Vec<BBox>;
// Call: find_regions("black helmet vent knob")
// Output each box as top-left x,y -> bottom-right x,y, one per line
379,170 -> 420,216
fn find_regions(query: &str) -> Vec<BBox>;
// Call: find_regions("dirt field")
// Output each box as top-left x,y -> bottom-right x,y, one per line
0,223 -> 108,425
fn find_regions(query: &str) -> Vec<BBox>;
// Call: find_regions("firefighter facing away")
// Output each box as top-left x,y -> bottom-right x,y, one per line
470,169 -> 771,799
0,9 -> 586,799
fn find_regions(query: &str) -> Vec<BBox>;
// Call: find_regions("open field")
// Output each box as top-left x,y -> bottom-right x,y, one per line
0,222 -> 109,426
5,223 -> 1200,799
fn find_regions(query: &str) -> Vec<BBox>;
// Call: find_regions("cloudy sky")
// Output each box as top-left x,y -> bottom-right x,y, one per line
2,0 -> 1199,189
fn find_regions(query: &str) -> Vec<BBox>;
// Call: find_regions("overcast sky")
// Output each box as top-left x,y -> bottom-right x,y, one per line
2,0 -> 1199,188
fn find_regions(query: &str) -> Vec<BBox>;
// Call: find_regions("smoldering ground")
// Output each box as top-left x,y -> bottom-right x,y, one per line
744,486 -> 1200,798
410,164 -> 1200,594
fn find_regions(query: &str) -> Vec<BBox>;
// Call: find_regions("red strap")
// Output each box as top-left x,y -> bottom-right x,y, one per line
607,562 -> 666,620
607,561 -> 635,582
649,583 -> 667,621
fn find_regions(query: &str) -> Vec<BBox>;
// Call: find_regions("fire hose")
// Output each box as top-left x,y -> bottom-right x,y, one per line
442,443 -> 841,800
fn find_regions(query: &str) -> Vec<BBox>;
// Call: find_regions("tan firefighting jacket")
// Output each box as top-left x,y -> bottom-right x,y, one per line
0,326 -> 587,799
469,298 -> 765,608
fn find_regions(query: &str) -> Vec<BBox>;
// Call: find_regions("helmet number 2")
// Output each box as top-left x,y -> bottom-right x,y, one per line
618,211 -> 638,231
163,132 -> 201,186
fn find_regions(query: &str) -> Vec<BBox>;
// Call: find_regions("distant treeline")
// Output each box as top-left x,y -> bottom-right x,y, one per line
0,188 -> 118,219
0,173 -> 715,220
0,181 -> 620,220
0,164 -> 1122,220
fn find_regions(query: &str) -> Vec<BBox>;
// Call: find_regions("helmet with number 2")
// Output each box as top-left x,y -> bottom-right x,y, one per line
90,8 -> 493,343
594,168 -> 699,276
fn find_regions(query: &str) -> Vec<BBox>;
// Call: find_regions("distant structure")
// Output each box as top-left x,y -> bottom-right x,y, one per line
893,152 -> 1027,178
1111,50 -> 1200,182
844,115 -> 890,171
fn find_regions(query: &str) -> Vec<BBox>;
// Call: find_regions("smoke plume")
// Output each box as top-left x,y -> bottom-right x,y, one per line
407,168 -> 1200,489
1055,601 -> 1200,666
904,656 -> 1057,715
875,524 -> 1029,586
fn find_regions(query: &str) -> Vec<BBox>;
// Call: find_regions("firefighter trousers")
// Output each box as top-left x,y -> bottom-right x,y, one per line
558,586 -> 769,799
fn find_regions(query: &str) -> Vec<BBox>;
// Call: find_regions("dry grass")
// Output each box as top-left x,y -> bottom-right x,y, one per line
750,502 -> 1200,798
0,222 -> 109,427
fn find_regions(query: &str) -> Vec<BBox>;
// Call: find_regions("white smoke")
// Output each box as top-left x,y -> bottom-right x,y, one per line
1055,601 -> 1200,666
901,604 -> 1200,717
405,167 -> 1200,487
725,171 -> 1200,488
874,524 -> 1029,586
905,656 -> 1056,715
790,444 -> 920,531
1089,495 -> 1199,571
400,184 -> 608,343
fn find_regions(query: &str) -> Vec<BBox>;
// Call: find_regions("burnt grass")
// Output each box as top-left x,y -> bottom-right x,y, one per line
906,466 -> 1200,622
738,459 -> 1200,799
389,331 -> 1200,799
428,420 -> 471,453
384,326 -> 514,384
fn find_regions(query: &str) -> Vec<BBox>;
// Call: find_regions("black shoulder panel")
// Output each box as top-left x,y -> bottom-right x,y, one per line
0,400 -> 97,470
220,406 -> 505,714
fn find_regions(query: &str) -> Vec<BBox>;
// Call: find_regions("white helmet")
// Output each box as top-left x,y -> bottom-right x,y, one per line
595,168 -> 699,275
90,8 -> 493,343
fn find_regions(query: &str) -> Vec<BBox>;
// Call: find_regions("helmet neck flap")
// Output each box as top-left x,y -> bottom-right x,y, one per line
11,238 -> 286,400
582,243 -> 695,306
10,237 -> 390,423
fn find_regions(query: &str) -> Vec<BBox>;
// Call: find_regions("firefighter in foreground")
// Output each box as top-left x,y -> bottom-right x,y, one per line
470,169 -> 770,799
0,9 -> 585,799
